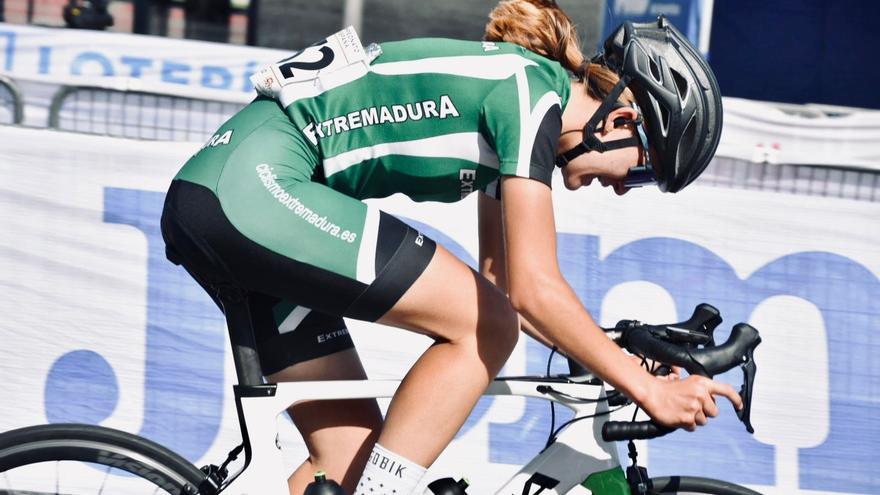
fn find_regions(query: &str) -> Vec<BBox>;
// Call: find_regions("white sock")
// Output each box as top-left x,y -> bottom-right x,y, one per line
355,443 -> 427,495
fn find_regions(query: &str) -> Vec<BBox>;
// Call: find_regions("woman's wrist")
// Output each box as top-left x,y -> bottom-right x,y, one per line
620,366 -> 656,406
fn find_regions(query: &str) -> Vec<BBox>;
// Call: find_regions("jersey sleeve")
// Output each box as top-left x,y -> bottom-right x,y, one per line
480,64 -> 564,197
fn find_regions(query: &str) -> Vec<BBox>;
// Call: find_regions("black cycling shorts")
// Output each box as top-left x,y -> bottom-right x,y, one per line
161,180 -> 436,375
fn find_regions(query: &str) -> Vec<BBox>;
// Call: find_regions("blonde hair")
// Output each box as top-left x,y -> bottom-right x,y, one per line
484,0 -> 633,105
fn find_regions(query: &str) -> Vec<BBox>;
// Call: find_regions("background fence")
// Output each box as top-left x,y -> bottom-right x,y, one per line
702,159 -> 880,203
48,84 -> 244,140
0,73 -> 22,123
6,69 -> 880,204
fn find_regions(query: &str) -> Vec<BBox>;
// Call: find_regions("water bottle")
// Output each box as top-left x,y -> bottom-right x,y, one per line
424,477 -> 469,494
304,471 -> 345,495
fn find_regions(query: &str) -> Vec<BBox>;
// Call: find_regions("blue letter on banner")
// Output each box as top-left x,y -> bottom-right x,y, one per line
71,51 -> 115,77
1,30 -> 15,71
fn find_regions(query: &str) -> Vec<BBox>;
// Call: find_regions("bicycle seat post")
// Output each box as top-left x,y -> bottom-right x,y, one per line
216,286 -> 265,387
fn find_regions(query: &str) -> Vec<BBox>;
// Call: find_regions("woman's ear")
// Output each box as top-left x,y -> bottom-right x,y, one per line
605,105 -> 640,133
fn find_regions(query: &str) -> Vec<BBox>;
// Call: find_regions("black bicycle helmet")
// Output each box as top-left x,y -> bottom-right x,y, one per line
555,16 -> 723,193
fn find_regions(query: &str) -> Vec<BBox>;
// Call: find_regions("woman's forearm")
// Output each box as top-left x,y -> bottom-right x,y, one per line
510,276 -> 654,402
518,316 -> 558,349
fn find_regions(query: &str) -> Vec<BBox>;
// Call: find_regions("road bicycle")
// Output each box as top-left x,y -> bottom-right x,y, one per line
0,293 -> 763,495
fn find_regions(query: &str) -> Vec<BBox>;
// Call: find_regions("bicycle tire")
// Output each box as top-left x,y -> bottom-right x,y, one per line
0,423 -> 207,495
651,476 -> 763,494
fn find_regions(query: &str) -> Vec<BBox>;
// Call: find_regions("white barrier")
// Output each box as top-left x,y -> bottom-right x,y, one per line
719,97 -> 880,171
1,125 -> 878,494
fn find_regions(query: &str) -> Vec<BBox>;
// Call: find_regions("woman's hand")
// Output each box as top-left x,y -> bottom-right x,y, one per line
638,375 -> 743,432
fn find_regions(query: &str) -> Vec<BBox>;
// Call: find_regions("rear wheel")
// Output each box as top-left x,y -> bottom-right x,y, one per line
651,476 -> 762,494
0,424 -> 207,494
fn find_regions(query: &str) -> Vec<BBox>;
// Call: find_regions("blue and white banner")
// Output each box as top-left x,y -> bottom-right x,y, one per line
0,22 -> 286,94
0,125 -> 878,494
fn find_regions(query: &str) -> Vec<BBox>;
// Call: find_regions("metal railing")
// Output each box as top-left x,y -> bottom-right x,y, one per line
13,73 -> 880,202
0,74 -> 24,125
702,157 -> 880,202
48,84 -> 248,141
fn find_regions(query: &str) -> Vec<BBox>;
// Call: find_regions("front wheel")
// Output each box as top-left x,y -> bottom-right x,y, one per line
0,423 -> 208,494
651,476 -> 763,494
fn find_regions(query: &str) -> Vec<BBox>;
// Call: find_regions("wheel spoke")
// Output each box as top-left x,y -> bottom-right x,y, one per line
98,464 -> 112,495
2,471 -> 16,494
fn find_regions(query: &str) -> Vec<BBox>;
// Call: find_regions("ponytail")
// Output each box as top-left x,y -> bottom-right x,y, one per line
484,0 -> 633,106
484,0 -> 585,74
584,62 -> 634,106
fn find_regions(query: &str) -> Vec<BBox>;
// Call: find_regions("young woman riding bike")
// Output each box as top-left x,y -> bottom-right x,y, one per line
160,1 -> 739,494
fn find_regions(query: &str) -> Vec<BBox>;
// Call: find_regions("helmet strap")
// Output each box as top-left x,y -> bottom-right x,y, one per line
555,75 -> 637,168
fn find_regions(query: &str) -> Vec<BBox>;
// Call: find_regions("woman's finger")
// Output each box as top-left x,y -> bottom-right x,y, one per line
702,394 -> 720,418
709,381 -> 743,410
695,410 -> 708,426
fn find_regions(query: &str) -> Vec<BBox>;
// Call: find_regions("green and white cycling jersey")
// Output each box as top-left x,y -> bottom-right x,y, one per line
178,37 -> 571,204
276,37 -> 571,202
165,37 -> 573,348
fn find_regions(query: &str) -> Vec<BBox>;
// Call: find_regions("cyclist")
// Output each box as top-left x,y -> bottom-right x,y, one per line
160,1 -> 741,493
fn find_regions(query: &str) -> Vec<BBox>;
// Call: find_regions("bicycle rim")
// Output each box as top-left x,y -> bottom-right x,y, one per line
0,424 -> 206,495
651,476 -> 763,495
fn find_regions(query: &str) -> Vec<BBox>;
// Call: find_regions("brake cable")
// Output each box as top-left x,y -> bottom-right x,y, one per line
540,346 -> 628,448
540,350 -> 675,447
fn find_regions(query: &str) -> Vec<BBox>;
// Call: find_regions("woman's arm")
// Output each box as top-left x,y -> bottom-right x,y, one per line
499,176 -> 742,430
478,192 -> 557,350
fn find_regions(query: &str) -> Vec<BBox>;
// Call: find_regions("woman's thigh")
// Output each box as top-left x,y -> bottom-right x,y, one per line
378,243 -> 519,355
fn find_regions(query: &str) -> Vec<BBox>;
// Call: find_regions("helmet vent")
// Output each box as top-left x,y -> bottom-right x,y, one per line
649,58 -> 662,83
671,69 -> 689,101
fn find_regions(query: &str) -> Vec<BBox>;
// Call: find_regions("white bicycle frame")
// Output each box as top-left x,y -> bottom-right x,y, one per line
223,377 -> 624,495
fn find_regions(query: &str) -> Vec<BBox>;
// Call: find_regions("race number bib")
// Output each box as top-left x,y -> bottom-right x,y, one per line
250,27 -> 380,106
